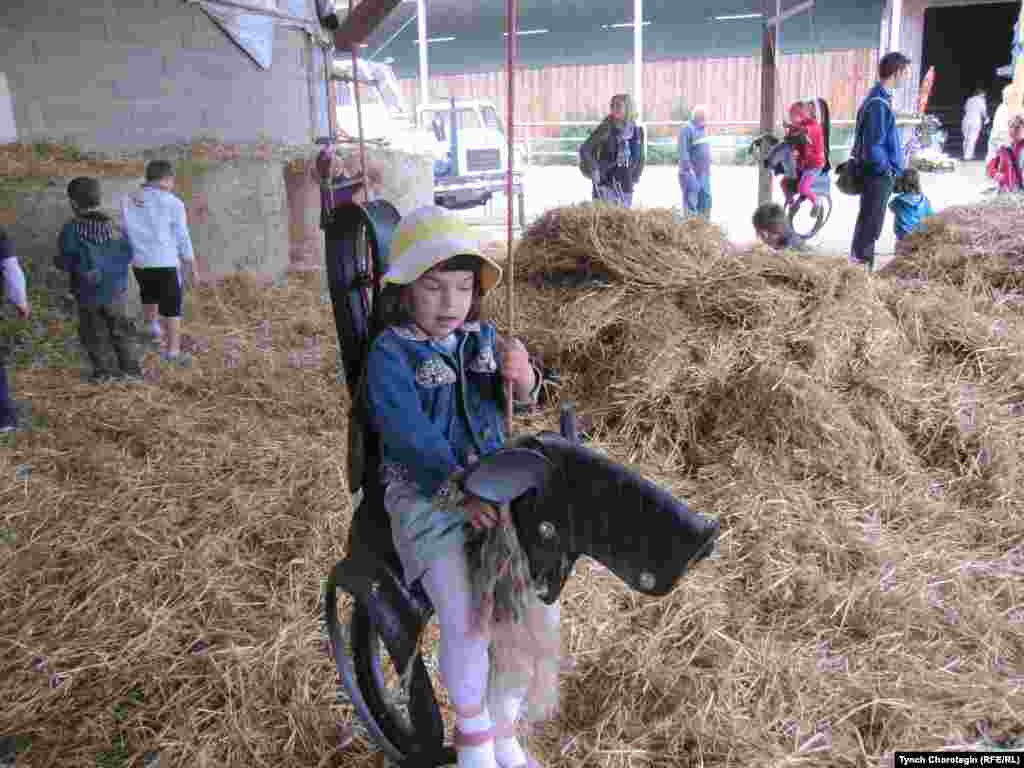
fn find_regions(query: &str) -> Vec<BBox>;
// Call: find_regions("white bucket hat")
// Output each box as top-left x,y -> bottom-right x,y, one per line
384,205 -> 503,297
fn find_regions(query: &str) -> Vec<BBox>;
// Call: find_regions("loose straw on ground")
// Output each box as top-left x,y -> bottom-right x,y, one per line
5,202 -> 1024,768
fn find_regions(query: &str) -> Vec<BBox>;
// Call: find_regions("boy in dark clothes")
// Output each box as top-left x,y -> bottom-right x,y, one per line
752,203 -> 806,251
58,177 -> 143,383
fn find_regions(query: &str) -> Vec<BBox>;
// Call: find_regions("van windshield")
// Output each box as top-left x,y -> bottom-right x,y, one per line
421,108 -> 483,139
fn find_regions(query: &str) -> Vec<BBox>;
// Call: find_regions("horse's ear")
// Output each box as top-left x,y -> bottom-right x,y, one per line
463,449 -> 555,505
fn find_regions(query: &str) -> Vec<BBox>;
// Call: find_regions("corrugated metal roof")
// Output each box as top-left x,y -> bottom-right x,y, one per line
356,0 -> 884,76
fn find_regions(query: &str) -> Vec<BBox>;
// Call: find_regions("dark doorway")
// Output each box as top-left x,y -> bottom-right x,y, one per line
921,2 -> 1017,158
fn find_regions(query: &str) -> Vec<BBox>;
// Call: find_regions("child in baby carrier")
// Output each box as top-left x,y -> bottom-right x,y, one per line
987,115 -> 1024,193
781,100 -> 827,218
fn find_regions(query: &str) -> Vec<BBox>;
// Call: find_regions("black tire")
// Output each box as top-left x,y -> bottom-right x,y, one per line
787,194 -> 832,240
349,603 -> 454,766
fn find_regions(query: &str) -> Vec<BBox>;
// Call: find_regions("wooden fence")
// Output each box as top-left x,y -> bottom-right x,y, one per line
398,48 -> 878,138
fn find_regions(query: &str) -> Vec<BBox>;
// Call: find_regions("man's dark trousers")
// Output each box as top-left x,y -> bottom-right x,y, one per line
850,172 -> 895,269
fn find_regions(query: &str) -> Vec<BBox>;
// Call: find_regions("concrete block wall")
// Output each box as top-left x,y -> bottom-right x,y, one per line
0,0 -> 320,152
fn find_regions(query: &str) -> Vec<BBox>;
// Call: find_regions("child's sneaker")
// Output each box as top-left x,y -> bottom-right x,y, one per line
160,351 -> 193,368
137,320 -> 162,346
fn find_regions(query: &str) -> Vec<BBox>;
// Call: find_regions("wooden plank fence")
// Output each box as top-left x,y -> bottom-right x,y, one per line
397,48 -> 878,138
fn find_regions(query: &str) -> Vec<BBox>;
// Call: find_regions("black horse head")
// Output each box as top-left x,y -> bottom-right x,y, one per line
463,433 -> 720,603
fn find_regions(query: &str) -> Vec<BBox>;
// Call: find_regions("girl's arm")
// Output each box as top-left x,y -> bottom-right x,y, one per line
366,339 -> 463,500
496,334 -> 542,407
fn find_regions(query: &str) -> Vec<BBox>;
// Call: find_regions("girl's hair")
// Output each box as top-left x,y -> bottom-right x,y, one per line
373,254 -> 484,334
899,168 -> 922,195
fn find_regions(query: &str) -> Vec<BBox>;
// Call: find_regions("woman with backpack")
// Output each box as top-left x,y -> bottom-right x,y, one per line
579,94 -> 645,208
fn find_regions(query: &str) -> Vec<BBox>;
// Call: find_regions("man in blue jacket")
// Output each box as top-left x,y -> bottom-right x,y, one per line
850,51 -> 912,271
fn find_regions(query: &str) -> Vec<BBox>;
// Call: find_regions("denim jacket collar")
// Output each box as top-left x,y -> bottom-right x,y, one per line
390,321 -> 483,344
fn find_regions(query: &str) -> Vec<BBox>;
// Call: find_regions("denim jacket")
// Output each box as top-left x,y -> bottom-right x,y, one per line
57,212 -> 134,306
365,320 -> 542,505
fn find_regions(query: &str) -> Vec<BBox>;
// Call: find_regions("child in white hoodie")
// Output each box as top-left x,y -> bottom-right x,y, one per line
121,160 -> 196,366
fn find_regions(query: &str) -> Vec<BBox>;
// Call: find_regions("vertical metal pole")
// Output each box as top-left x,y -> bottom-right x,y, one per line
889,0 -> 902,54
325,43 -> 338,138
888,0 -> 903,110
417,0 -> 429,109
758,0 -> 777,205
349,0 -> 367,187
776,0 -> 782,59
505,0 -> 518,436
633,0 -> 643,122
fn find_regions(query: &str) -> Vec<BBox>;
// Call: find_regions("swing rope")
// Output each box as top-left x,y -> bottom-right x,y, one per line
504,0 -> 518,437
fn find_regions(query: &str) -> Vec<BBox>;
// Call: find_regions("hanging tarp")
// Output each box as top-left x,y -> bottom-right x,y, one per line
197,0 -> 321,70
200,0 -> 277,70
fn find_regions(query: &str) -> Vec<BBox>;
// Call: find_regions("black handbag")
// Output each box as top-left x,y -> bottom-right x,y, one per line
836,158 -> 864,196
837,96 -> 891,197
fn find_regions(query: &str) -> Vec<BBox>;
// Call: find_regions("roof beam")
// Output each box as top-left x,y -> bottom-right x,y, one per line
334,0 -> 404,51
765,0 -> 814,27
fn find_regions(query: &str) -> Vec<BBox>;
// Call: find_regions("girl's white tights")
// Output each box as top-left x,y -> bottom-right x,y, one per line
421,550 -> 496,768
421,550 -> 533,768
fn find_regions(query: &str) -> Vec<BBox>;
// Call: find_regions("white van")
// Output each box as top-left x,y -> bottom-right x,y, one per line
417,100 -> 525,178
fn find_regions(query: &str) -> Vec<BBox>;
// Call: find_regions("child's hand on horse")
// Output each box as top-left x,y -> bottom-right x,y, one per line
464,494 -> 510,530
498,337 -> 535,393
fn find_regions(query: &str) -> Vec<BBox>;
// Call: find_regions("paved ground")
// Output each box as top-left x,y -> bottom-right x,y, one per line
461,161 -> 995,268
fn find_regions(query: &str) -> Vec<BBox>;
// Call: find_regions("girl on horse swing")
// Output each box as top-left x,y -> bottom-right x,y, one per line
364,205 -> 556,768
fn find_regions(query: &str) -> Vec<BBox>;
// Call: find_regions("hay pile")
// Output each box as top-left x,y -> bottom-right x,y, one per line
486,203 -> 1024,764
495,204 -> 1024,510
2,202 -> 1024,768
0,273 -> 369,767
882,196 -> 1024,298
